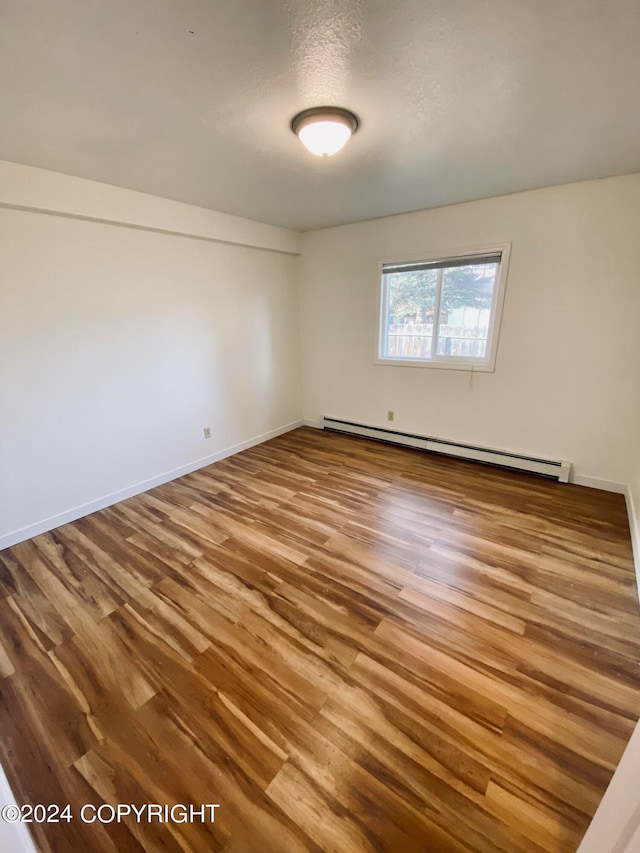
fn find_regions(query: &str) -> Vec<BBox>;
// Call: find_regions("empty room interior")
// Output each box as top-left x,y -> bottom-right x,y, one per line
2,2 -> 640,852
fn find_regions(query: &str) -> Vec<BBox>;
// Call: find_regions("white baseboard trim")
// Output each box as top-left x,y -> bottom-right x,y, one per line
0,765 -> 38,852
569,474 -> 626,494
302,419 -> 323,429
0,419 -> 303,552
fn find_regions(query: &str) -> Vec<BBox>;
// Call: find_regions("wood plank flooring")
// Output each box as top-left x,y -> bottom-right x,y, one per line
0,426 -> 639,852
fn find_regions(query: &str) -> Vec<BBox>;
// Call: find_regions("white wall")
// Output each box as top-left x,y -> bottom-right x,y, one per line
299,174 -> 640,488
0,160 -> 300,255
0,165 -> 302,547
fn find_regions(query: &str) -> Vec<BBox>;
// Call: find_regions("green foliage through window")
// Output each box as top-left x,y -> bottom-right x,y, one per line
388,263 -> 496,325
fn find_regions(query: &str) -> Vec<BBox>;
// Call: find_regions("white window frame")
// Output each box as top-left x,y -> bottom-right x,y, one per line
376,242 -> 511,372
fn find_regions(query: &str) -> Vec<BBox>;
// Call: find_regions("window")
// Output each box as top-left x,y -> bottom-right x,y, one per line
377,244 -> 510,371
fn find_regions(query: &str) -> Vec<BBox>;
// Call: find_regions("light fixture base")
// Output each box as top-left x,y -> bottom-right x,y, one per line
291,106 -> 359,136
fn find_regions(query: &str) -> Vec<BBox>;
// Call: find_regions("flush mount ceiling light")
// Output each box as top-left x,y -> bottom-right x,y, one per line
291,107 -> 359,157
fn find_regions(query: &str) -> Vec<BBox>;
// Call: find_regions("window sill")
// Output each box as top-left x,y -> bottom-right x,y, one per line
375,357 -> 495,372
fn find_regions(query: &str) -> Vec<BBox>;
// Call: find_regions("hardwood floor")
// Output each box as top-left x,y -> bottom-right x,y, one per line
0,426 -> 639,852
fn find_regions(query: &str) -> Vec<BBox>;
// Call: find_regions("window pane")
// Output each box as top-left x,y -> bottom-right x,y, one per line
385,269 -> 437,359
436,262 -> 497,359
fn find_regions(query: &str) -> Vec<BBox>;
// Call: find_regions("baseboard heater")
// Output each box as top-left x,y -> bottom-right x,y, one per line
322,417 -> 571,483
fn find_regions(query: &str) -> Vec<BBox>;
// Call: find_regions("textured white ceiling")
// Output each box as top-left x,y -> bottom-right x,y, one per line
2,0 -> 639,230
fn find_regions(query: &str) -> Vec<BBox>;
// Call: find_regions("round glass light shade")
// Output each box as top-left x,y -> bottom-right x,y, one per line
292,107 -> 359,157
298,119 -> 352,156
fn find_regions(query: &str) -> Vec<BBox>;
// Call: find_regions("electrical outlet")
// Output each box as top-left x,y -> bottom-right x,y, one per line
203,427 -> 211,439
387,411 -> 394,422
